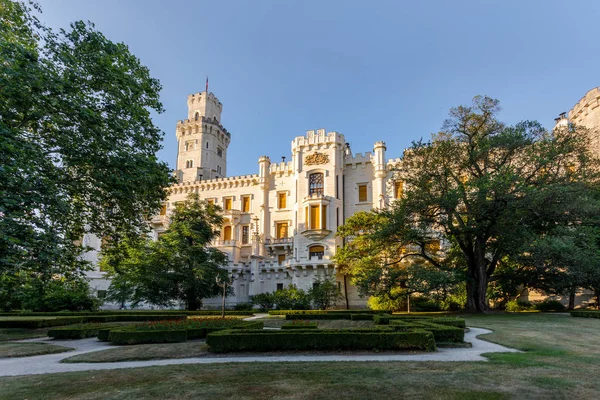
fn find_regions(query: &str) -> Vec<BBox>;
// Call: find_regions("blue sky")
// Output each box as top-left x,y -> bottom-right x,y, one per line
37,0 -> 599,176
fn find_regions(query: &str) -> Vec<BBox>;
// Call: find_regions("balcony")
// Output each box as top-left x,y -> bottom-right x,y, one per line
300,229 -> 331,241
151,214 -> 168,225
213,240 -> 240,248
264,237 -> 294,255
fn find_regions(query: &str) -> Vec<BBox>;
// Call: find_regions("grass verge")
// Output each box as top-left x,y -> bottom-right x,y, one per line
62,342 -> 208,363
0,342 -> 73,358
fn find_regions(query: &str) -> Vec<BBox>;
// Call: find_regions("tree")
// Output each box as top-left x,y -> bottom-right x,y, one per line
104,194 -> 229,310
0,0 -> 172,309
309,275 -> 342,310
338,96 -> 599,312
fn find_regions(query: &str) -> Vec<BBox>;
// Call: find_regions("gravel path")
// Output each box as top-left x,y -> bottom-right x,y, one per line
0,327 -> 519,377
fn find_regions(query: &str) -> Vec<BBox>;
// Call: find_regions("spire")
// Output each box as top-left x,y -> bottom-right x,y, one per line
205,76 -> 209,93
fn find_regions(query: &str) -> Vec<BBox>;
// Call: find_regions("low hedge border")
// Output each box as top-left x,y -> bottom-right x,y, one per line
350,314 -> 374,321
408,321 -> 464,343
0,314 -> 190,329
48,325 -> 120,340
373,314 -> 435,325
268,310 -> 377,316
281,322 -> 319,329
206,328 -> 436,353
431,318 -> 466,329
104,320 -> 264,344
0,310 -> 254,317
571,311 -> 600,319
285,313 -> 354,320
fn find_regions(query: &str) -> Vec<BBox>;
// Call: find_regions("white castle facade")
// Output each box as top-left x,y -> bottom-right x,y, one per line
85,86 -> 600,309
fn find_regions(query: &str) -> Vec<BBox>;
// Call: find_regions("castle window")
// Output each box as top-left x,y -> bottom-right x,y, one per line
241,225 -> 250,244
206,142 -> 209,149
242,196 -> 250,213
394,181 -> 403,199
308,205 -> 326,230
278,192 -> 287,209
276,222 -> 288,239
223,226 -> 232,241
276,283 -> 284,291
194,112 -> 199,121
278,254 -> 286,265
217,165 -> 222,174
358,184 -> 368,202
185,160 -> 194,168
224,198 -> 232,210
159,204 -> 167,216
309,173 -> 324,196
309,245 -> 324,260
217,147 -> 223,157
207,199 -> 215,206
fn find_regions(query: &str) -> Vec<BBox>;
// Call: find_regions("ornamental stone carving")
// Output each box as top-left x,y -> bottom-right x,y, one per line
304,152 -> 329,165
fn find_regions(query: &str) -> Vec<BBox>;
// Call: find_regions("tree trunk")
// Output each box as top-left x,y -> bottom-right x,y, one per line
465,261 -> 489,313
568,290 -> 576,310
187,298 -> 201,311
343,275 -> 349,310
595,289 -> 600,310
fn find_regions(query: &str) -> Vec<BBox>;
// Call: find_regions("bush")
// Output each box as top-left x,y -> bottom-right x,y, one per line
571,311 -> 600,319
233,302 -> 254,311
0,317 -> 86,329
411,297 -> 442,312
367,290 -> 407,312
268,310 -> 376,315
250,293 -> 275,311
534,300 -> 566,312
413,322 -> 465,343
273,285 -> 311,310
286,313 -> 353,320
350,314 -> 374,321
19,280 -> 100,312
281,321 -> 318,329
48,323 -> 118,339
0,310 -> 255,316
206,329 -> 436,353
431,318 -> 466,329
108,329 -> 188,345
505,300 -> 535,312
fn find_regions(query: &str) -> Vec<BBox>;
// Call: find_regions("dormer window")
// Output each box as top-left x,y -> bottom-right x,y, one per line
309,173 -> 324,196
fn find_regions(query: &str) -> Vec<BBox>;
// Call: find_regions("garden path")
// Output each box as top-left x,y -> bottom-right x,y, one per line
0,327 -> 519,377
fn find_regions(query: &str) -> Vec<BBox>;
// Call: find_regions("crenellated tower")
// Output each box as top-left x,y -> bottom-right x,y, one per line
175,91 -> 231,182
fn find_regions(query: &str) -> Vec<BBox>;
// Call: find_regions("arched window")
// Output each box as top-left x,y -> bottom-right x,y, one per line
309,173 -> 324,196
194,112 -> 199,121
223,226 -> 232,241
309,245 -> 324,260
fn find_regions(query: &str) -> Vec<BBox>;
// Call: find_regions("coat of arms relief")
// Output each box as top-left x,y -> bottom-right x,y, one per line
304,152 -> 329,165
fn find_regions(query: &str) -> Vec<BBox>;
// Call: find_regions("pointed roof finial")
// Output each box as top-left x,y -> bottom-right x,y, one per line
205,76 -> 209,93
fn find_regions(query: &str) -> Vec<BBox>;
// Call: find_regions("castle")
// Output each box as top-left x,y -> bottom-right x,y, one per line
85,86 -> 600,309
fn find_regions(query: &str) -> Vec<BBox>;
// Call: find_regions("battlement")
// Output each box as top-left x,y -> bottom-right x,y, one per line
187,91 -> 223,107
292,129 -> 345,149
347,151 -> 372,163
269,161 -> 294,175
569,87 -> 600,122
170,173 -> 259,194
177,116 -> 231,138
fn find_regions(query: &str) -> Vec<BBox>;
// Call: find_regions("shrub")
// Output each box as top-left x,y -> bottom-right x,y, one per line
206,329 -> 436,352
281,320 -> 318,329
309,275 -> 342,310
48,323 -> 117,339
268,310 -> 376,315
273,285 -> 311,310
367,290 -> 406,312
108,329 -> 188,345
350,314 -> 374,321
233,302 -> 254,311
286,313 -> 353,320
534,300 -> 566,312
411,297 -> 442,312
19,280 -> 100,312
0,317 -> 86,329
571,311 -> 600,319
250,293 -> 275,311
414,322 -> 464,343
431,318 -> 466,329
505,300 -> 535,312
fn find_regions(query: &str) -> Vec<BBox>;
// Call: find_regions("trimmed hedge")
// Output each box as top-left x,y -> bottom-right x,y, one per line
350,314 -> 374,321
431,318 -> 466,329
206,328 -> 436,353
281,322 -> 319,329
373,314 -> 435,325
412,322 -> 464,343
0,310 -> 254,317
0,317 -> 86,329
108,329 -> 188,345
285,313 -> 354,320
571,311 -> 600,319
268,310 -> 376,316
48,324 -> 119,339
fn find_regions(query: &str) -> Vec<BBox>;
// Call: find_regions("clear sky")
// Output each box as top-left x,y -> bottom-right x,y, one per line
37,0 -> 600,176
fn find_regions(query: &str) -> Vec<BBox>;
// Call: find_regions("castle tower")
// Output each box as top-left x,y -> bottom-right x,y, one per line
175,91 -> 231,182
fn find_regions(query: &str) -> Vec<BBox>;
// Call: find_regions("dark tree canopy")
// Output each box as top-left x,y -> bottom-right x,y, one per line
103,194 -> 230,310
0,0 -> 172,309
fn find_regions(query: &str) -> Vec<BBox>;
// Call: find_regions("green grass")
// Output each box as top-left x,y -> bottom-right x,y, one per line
0,328 -> 49,341
0,313 -> 599,399
0,342 -> 73,358
62,342 -> 209,363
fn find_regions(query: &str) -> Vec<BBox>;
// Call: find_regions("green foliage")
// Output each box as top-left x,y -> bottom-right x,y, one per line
104,194 -> 229,310
337,96 -> 600,313
350,314 -> 374,321
285,313 -> 353,320
570,311 -> 600,318
308,275 -> 342,310
47,324 -> 116,339
108,329 -> 188,345
250,292 -> 275,311
233,302 -> 254,311
281,321 -> 319,329
273,285 -> 311,310
18,279 -> 100,312
505,300 -> 535,312
206,329 -> 436,353
0,0 -> 172,310
534,300 -> 566,312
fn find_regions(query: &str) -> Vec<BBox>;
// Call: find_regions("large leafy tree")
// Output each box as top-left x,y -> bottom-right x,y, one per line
103,194 -> 229,310
0,0 -> 172,308
338,96 -> 600,312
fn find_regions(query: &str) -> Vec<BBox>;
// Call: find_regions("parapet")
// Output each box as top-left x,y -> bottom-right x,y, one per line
269,161 -> 294,175
169,173 -> 260,194
569,87 -> 600,123
292,129 -> 345,149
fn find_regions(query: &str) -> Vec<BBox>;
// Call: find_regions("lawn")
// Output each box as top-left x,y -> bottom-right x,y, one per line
0,313 -> 599,399
62,342 -> 209,363
0,342 -> 73,358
